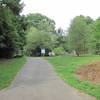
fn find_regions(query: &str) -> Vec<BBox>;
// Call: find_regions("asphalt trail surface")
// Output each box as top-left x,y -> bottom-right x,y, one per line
0,57 -> 97,100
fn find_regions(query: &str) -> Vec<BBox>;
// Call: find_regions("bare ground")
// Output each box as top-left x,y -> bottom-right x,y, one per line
76,60 -> 100,84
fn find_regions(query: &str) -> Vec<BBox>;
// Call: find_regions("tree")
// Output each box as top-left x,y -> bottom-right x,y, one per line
2,0 -> 24,15
25,13 -> 56,56
0,6 -> 18,57
26,13 -> 55,32
89,18 -> 100,54
0,0 -> 26,58
25,27 -> 53,56
53,28 -> 66,50
53,47 -> 65,55
68,15 -> 89,56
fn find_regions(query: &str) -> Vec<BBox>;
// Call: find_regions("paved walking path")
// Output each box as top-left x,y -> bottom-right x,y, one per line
0,57 -> 97,100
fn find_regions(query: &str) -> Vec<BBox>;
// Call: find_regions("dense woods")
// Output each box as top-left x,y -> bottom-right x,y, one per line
0,1 -> 100,58
66,15 -> 100,56
25,13 -> 56,56
0,0 -> 27,58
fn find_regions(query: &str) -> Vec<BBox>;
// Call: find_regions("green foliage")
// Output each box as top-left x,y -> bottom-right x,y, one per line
47,56 -> 100,99
25,13 -> 56,56
68,15 -> 93,56
1,4 -> 100,58
2,0 -> 24,15
54,36 -> 66,48
53,28 -> 67,54
53,47 -> 65,55
0,57 -> 26,90
25,27 -> 53,56
0,0 -> 27,58
0,6 -> 19,57
63,36 -> 70,52
68,16 -> 88,55
26,13 -> 55,32
89,19 -> 100,54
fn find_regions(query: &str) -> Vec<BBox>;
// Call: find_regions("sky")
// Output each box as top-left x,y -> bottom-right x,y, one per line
21,0 -> 100,30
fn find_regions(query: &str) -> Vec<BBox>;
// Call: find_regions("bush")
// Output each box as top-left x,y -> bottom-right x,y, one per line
53,47 -> 65,55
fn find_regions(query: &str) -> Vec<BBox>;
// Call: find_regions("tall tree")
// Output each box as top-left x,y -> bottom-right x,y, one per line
2,0 -> 24,15
25,13 -> 56,56
0,0 -> 26,58
26,13 -> 55,32
68,15 -> 89,56
89,18 -> 100,54
54,28 -> 66,49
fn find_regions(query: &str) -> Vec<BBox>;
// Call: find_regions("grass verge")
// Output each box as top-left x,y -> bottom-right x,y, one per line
0,57 -> 26,90
46,55 -> 100,99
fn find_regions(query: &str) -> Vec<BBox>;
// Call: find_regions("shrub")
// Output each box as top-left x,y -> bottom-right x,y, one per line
53,47 -> 65,55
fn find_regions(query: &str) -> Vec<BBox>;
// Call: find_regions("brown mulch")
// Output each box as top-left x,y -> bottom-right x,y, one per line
76,60 -> 100,84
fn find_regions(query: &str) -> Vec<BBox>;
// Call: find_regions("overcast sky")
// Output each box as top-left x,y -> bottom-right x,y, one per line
22,0 -> 100,30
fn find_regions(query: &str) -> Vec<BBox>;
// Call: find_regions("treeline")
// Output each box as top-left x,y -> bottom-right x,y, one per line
65,15 -> 100,56
25,13 -> 56,56
25,15 -> 100,56
0,0 -> 27,58
25,14 -> 67,56
0,0 -> 56,58
0,0 -> 100,58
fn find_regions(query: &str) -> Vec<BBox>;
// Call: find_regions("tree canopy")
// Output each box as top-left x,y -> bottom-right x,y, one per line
25,13 -> 56,56
0,1 -> 100,58
0,0 -> 27,58
66,15 -> 100,56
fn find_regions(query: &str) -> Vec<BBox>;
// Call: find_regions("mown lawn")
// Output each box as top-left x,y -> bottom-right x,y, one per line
47,55 -> 100,99
0,57 -> 26,90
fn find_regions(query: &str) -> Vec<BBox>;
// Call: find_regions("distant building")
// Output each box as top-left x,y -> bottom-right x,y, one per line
0,1 -> 7,6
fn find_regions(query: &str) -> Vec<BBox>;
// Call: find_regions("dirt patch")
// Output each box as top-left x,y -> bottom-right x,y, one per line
76,60 -> 100,84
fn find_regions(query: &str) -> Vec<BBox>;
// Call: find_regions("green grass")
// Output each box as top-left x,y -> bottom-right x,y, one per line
46,55 -> 100,99
0,57 -> 26,90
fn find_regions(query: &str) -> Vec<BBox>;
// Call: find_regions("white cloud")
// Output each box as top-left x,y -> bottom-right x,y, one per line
21,0 -> 100,30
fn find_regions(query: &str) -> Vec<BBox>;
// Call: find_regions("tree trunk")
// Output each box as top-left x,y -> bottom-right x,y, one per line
76,51 -> 79,56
